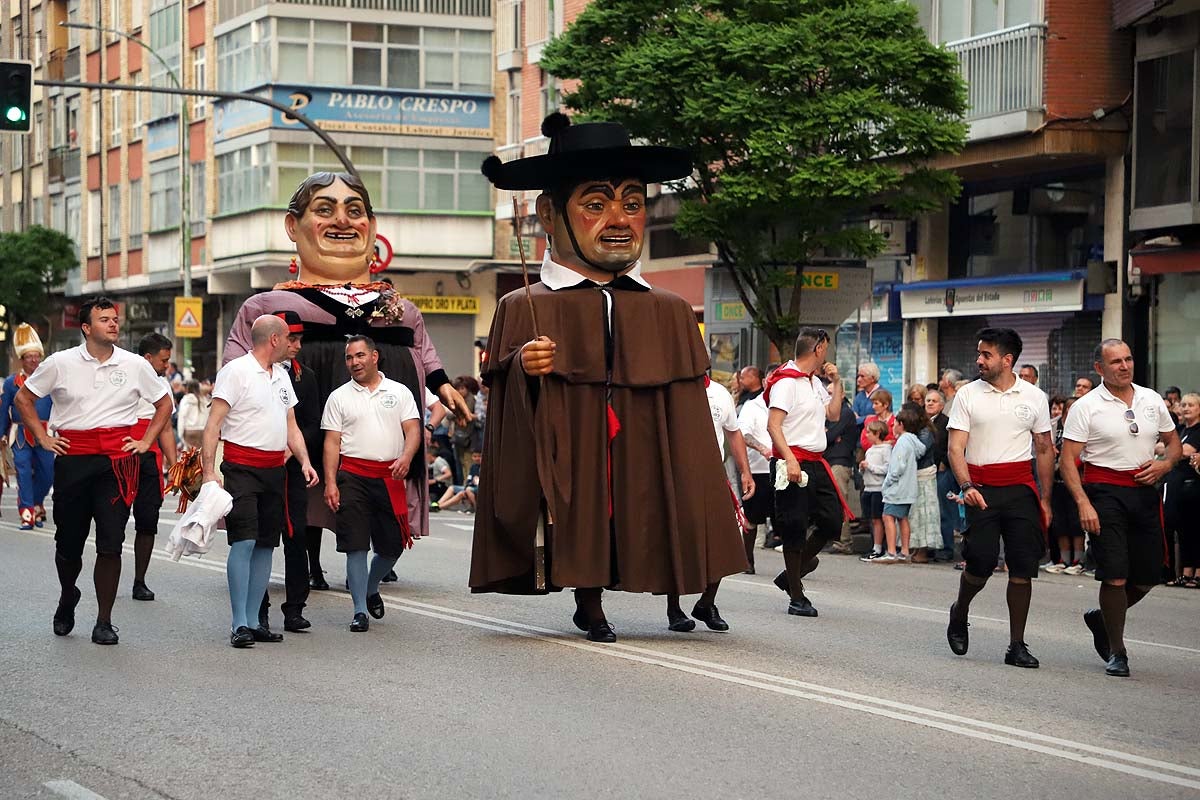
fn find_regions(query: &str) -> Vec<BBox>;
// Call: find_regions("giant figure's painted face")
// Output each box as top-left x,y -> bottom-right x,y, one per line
285,176 -> 377,284
542,178 -> 647,275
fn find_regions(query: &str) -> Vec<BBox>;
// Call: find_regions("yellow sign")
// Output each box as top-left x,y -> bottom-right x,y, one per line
174,297 -> 203,339
408,295 -> 479,315
800,272 -> 839,290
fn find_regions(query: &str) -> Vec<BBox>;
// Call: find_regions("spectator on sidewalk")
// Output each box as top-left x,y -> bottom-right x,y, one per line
859,388 -> 896,449
826,393 -> 860,554
1165,393 -> 1200,587
904,404 -> 941,562
926,389 -> 957,562
939,368 -> 963,414
858,420 -> 891,562
853,363 -> 882,425
878,408 -> 927,564
1019,364 -> 1039,387
907,383 -> 928,407
1074,375 -> 1095,398
427,449 -> 453,512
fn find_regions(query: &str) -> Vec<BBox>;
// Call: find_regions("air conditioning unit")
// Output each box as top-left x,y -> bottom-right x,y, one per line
869,219 -> 908,256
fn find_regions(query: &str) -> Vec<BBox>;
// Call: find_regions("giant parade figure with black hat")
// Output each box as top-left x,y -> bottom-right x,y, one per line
469,113 -> 749,642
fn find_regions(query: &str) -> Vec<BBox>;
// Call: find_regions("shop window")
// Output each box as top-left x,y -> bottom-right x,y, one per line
1134,51 -> 1193,209
1154,273 -> 1200,392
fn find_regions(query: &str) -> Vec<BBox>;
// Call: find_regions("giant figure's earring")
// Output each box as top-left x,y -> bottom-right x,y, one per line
289,256 -> 299,274
369,254 -> 385,274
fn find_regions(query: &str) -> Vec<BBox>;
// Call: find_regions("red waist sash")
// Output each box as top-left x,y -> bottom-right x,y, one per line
130,418 -> 165,496
1082,464 -> 1140,487
340,455 -> 413,549
772,445 -> 856,521
223,441 -> 287,468
56,427 -> 140,506
968,461 -> 1045,533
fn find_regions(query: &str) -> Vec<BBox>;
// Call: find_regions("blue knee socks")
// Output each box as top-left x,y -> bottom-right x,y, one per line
347,550 -> 369,615
227,540 -> 254,630
368,554 -> 399,596
246,545 -> 275,628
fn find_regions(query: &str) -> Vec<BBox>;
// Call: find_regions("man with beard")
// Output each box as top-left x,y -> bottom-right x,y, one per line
470,113 -> 748,642
945,328 -> 1054,669
129,333 -> 179,602
0,324 -> 54,530
1058,340 -> 1179,677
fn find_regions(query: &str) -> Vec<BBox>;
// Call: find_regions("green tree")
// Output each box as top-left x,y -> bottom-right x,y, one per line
0,225 -> 77,335
541,0 -> 968,357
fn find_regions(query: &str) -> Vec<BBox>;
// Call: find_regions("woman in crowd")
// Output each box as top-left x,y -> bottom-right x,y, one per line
1164,392 -> 1200,588
859,388 -> 896,449
176,379 -> 210,449
1045,395 -> 1084,574
907,383 -> 928,408
450,375 -> 481,484
901,402 -> 941,562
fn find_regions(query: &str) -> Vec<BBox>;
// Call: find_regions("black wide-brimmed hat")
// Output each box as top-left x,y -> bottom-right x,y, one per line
481,113 -> 693,191
272,309 -> 304,334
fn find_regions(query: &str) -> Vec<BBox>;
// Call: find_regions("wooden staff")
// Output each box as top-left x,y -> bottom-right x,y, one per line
512,195 -> 541,338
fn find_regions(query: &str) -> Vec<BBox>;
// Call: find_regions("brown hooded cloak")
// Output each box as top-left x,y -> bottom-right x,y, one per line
469,279 -> 749,595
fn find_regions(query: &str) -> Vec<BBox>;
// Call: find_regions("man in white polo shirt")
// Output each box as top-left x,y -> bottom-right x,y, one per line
765,327 -> 852,619
1059,339 -> 1180,677
321,335 -> 422,632
202,314 -> 318,649
945,327 -> 1054,669
15,297 -> 172,645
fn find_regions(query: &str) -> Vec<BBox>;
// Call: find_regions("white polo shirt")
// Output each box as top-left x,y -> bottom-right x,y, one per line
705,380 -> 740,460
1062,382 -> 1174,470
213,352 -> 297,451
321,373 -> 420,462
24,344 -> 168,431
767,362 -> 831,454
137,375 -> 176,420
947,377 -> 1051,465
738,395 -> 770,474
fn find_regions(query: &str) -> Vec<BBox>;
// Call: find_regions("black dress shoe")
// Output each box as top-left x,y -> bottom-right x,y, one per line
131,581 -> 155,601
230,626 -> 255,648
251,626 -> 284,643
350,612 -> 370,632
787,595 -> 818,617
367,592 -> 385,619
380,569 -> 398,583
947,603 -> 969,656
53,586 -> 82,636
283,615 -> 311,632
742,567 -> 755,575
310,572 -> 330,591
667,611 -> 696,632
91,621 -> 119,645
1004,641 -> 1040,669
1105,652 -> 1130,677
692,603 -> 729,632
773,570 -> 790,594
1083,608 -> 1111,661
586,620 -> 616,643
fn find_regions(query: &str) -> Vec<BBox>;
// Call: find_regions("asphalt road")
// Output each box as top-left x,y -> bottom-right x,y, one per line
1,495 -> 1198,799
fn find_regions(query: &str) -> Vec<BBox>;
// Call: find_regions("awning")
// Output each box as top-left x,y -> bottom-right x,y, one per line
1129,246 -> 1200,276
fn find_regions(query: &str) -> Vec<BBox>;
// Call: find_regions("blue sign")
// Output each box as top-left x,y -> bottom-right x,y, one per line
870,322 -> 905,405
147,117 -> 179,158
214,85 -> 492,143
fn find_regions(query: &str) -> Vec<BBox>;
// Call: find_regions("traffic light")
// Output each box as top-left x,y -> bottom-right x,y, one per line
0,60 -> 32,134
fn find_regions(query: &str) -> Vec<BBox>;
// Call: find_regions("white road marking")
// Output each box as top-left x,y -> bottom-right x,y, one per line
877,601 -> 1200,655
437,522 -> 475,531
43,780 -> 108,800
7,523 -> 1200,791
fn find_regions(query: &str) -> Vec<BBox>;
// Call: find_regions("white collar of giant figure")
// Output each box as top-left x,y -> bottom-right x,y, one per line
538,251 -> 650,291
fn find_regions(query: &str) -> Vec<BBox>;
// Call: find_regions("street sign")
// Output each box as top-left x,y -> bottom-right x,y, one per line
174,297 -> 203,338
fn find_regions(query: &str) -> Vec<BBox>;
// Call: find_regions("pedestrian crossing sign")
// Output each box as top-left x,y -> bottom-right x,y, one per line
174,297 -> 203,339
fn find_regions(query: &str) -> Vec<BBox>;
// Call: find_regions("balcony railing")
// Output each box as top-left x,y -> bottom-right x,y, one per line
947,23 -> 1046,122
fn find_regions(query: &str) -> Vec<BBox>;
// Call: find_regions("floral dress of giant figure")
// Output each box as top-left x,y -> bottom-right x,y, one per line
223,171 -> 470,540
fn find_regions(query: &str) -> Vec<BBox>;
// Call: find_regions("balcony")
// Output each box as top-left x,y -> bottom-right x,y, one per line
496,0 -> 522,71
946,23 -> 1046,142
524,0 -> 559,64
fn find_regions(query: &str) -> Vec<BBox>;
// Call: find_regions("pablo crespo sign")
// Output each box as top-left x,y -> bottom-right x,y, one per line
214,85 -> 492,142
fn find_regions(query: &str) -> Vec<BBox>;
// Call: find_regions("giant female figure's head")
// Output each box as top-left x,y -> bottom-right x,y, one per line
284,171 -> 378,284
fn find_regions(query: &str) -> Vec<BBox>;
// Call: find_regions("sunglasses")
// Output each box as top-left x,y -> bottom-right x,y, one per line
1124,408 -> 1138,436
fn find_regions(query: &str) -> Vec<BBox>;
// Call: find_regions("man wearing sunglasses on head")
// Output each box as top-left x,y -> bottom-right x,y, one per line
1058,339 -> 1180,678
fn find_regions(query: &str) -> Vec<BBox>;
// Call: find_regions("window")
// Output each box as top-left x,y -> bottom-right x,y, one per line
33,105 -> 44,162
915,0 -> 1039,43
88,190 -> 101,256
191,161 -> 206,234
129,179 -> 144,248
109,185 -> 122,251
67,0 -> 81,49
148,3 -> 182,120
216,143 -> 270,214
11,135 -> 22,170
1134,51 -> 1193,209
192,46 -> 207,119
32,8 -> 43,65
109,0 -> 122,41
13,202 -> 22,230
32,197 -> 43,226
132,72 -> 145,135
51,194 -> 66,234
90,93 -> 101,151
539,71 -> 557,119
66,96 -> 80,149
66,193 -> 82,257
216,20 -> 271,91
506,72 -> 520,145
151,160 -> 181,230
12,16 -> 23,60
110,94 -> 123,146
132,0 -> 144,29
49,97 -> 63,149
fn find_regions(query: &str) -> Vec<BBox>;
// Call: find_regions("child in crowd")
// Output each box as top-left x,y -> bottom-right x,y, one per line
858,420 -> 892,563
427,449 -> 453,512
439,451 -> 482,512
878,408 -> 927,564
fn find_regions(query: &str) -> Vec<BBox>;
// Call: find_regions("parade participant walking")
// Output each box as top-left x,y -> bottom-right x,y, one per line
1058,339 -> 1180,677
259,311 -> 321,633
202,315 -> 318,648
321,335 -> 422,632
664,374 -> 755,632
471,114 -> 748,643
765,328 -> 852,618
737,381 -> 774,570
0,324 -> 54,530
129,333 -> 179,602
14,298 -> 172,645
945,328 -> 1054,668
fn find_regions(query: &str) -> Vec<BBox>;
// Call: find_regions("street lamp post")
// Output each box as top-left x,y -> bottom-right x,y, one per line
61,20 -> 193,375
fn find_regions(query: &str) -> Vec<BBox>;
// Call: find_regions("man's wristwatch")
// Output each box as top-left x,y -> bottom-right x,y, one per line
424,423 -> 435,432
959,481 -> 978,492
